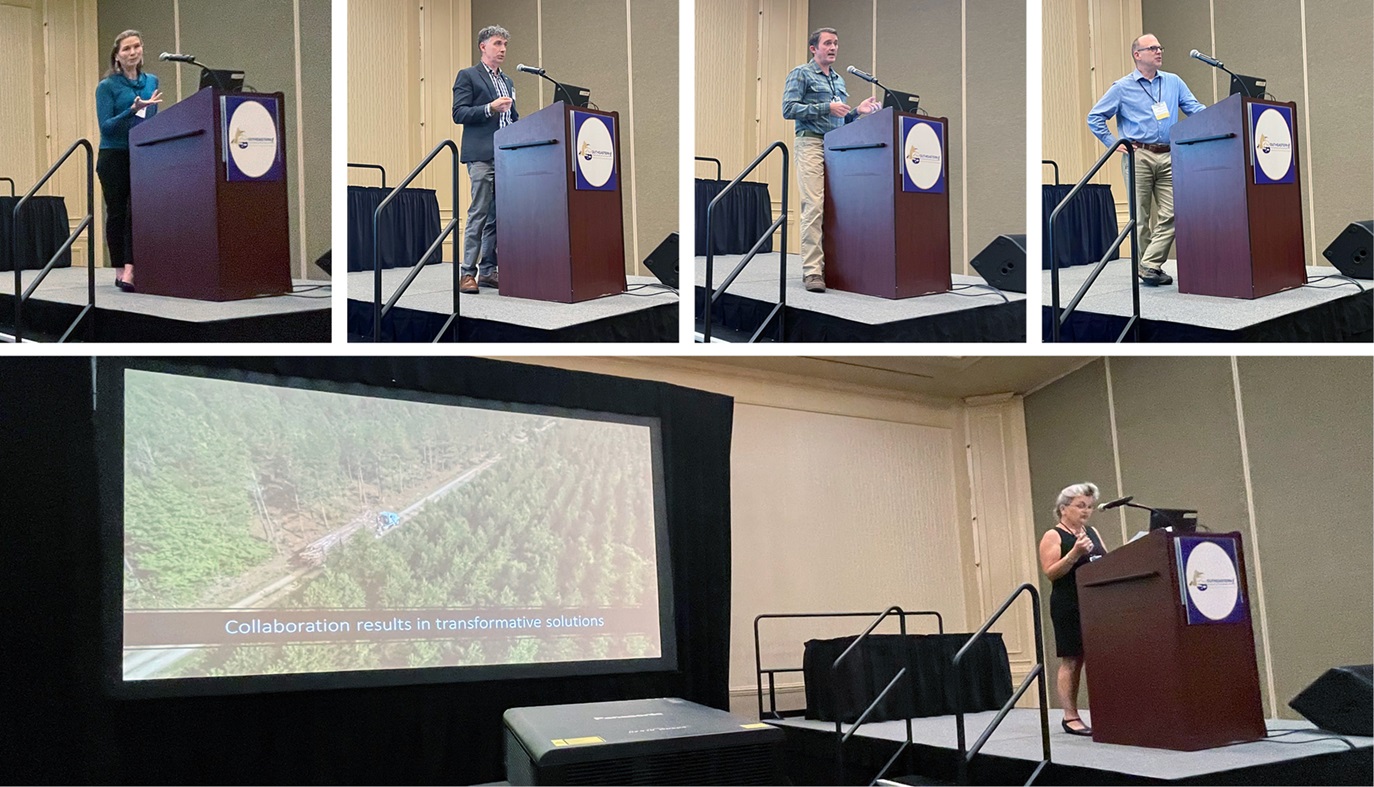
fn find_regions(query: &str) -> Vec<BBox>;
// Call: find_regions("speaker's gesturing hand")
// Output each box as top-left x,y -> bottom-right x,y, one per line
490,96 -> 514,114
133,89 -> 163,112
828,101 -> 852,117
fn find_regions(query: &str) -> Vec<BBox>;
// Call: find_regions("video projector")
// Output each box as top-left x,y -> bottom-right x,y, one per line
503,697 -> 785,785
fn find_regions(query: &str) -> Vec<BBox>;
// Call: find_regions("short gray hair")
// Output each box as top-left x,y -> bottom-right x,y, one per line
1131,34 -> 1155,53
808,27 -> 837,50
1054,482 -> 1100,519
477,25 -> 510,46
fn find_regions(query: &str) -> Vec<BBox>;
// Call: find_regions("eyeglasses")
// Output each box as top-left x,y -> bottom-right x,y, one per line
1136,45 -> 1164,54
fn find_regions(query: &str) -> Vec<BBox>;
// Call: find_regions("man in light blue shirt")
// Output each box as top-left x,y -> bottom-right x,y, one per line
782,28 -> 881,292
1087,34 -> 1206,286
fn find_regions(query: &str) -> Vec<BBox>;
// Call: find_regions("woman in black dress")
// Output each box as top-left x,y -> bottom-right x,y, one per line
1038,482 -> 1108,736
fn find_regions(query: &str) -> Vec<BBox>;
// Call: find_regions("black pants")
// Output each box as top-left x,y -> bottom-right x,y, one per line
96,149 -> 133,269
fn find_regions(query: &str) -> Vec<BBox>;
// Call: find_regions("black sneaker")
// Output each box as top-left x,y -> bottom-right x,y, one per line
1140,270 -> 1173,286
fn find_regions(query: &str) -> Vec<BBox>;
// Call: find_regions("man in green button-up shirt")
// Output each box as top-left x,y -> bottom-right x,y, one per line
782,27 -> 882,292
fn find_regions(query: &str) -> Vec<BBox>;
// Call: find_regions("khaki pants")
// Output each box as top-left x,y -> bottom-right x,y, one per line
1120,147 -> 1174,275
795,136 -> 825,279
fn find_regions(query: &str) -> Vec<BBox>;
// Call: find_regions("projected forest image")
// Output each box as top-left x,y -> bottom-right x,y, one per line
121,370 -> 663,681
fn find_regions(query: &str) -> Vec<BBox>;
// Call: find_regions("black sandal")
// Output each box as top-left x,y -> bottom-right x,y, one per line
1061,717 -> 1093,736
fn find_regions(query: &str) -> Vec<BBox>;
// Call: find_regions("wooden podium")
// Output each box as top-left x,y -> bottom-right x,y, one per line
822,107 -> 951,299
1171,92 -> 1306,298
1077,529 -> 1266,750
129,87 -> 292,300
493,102 -> 626,303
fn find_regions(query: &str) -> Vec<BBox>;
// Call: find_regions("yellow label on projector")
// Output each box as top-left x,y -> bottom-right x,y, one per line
551,736 -> 605,746
740,723 -> 770,729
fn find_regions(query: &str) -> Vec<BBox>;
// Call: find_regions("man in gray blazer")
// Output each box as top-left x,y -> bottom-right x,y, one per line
452,25 -> 520,294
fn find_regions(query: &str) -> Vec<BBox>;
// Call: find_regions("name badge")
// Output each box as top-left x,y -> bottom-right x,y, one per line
1152,101 -> 1170,120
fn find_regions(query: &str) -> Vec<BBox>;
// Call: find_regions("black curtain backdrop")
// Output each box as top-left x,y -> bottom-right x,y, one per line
1,356 -> 734,785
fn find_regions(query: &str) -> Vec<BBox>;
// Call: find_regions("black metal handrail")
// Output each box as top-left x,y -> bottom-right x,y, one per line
953,583 -> 1050,786
1,177 -> 15,197
829,607 -> 915,786
1041,159 -> 1060,185
694,156 -> 722,181
12,140 -> 95,343
347,162 -> 388,189
1048,139 -> 1140,342
700,141 -> 788,343
752,609 -> 944,721
372,140 -> 460,342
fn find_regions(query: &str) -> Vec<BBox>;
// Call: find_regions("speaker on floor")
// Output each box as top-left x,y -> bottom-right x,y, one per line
643,232 -> 679,290
1288,664 -> 1372,736
314,249 -> 332,276
1322,220 -> 1373,279
970,233 -> 1026,293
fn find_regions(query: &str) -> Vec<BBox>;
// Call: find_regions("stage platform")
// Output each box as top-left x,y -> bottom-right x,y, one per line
1043,259 -> 1372,342
346,265 -> 677,342
771,709 -> 1372,786
695,253 -> 1025,342
0,268 -> 330,343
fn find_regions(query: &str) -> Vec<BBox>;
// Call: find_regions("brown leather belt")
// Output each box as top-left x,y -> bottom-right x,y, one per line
1132,142 -> 1171,154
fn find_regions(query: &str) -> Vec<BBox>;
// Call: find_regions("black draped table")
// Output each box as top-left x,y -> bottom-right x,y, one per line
1,196 -> 71,272
802,633 -> 1014,724
1043,183 -> 1119,270
347,185 -> 443,272
695,179 -> 773,256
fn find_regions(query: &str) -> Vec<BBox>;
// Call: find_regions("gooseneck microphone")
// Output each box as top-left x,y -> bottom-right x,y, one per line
1097,495 -> 1134,511
846,65 -> 879,84
516,63 -> 546,76
1189,49 -> 1224,68
159,52 -> 197,63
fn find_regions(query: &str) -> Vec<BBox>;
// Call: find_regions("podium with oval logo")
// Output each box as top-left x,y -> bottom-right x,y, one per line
822,107 -> 952,299
1170,93 -> 1306,298
493,102 -> 626,303
128,87 -> 292,300
1076,529 -> 1266,750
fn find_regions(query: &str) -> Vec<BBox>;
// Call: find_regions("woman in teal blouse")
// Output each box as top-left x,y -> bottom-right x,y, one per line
95,30 -> 162,292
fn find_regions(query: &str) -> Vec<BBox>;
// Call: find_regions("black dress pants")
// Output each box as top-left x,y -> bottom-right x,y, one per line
96,149 -> 133,269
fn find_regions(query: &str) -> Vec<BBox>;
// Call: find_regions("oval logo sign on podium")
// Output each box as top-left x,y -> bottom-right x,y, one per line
572,110 -> 617,191
900,116 -> 944,194
1178,536 -> 1247,624
223,95 -> 284,182
1250,104 -> 1295,185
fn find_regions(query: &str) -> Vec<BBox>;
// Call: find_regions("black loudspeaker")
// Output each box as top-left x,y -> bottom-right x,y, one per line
1322,220 -> 1373,279
970,233 -> 1026,293
1288,665 -> 1372,736
314,249 -> 332,276
643,231 -> 679,289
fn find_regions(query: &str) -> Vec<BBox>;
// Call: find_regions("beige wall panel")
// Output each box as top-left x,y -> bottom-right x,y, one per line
1,2 -> 42,198
966,0 -> 1027,258
628,0 -> 679,273
1042,0 -> 1096,186
758,0 -> 809,253
731,403 -> 967,714
1238,357 -> 1374,718
964,396 -> 1039,700
693,0 -> 757,188
1301,0 -> 1374,266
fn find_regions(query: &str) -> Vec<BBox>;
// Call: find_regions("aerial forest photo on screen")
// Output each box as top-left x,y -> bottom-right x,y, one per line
121,370 -> 663,681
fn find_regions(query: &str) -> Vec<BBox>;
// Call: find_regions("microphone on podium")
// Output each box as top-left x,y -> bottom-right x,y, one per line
1189,49 -> 1224,68
159,52 -> 197,63
1097,495 -> 1134,511
846,65 -> 879,84
516,63 -> 546,76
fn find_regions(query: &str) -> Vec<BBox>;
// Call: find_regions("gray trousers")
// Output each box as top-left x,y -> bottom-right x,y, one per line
461,159 -> 497,278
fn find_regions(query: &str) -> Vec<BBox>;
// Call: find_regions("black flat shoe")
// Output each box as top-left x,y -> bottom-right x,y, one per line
115,279 -> 136,293
1062,717 -> 1093,736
